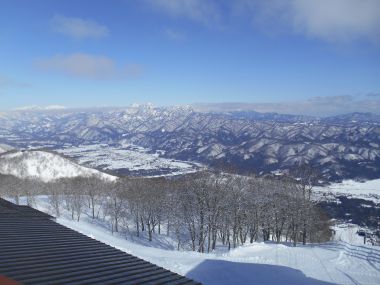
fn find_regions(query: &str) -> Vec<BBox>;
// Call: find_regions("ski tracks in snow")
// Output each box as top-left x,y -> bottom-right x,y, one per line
324,242 -> 380,284
310,246 -> 337,284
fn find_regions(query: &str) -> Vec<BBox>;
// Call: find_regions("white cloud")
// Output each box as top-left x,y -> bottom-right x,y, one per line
250,94 -> 380,116
163,28 -> 186,41
35,53 -> 142,80
367,92 -> 380,98
194,94 -> 380,116
146,0 -> 221,27
144,0 -> 380,44
51,15 -> 108,39
0,74 -> 30,89
240,0 -> 380,44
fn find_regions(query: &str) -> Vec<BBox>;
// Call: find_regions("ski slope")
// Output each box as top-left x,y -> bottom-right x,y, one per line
12,192 -> 380,285
7,195 -> 380,285
56,217 -> 380,285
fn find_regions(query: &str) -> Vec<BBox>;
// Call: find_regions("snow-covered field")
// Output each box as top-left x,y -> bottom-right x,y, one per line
55,143 -> 201,176
23,196 -> 379,285
315,179 -> 380,203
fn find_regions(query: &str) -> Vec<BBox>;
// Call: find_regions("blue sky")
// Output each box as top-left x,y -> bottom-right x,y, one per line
1,0 -> 380,114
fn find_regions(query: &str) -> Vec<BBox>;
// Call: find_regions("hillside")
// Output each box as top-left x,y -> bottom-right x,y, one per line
6,195 -> 374,285
0,144 -> 13,154
0,150 -> 116,182
45,200 -> 380,285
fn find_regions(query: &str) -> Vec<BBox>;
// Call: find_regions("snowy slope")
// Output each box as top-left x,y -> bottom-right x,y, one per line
0,144 -> 13,154
10,196 -> 379,285
57,217 -> 380,285
0,150 -> 116,182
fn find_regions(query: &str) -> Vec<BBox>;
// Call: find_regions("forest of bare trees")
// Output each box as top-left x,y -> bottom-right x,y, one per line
0,170 -> 332,252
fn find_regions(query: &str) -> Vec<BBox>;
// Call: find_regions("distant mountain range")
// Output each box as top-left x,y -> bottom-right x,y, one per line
0,105 -> 379,181
12,105 -> 67,111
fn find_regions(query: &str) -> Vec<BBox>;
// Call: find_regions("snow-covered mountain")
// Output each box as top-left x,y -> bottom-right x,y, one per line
0,144 -> 13,154
0,105 -> 379,180
0,150 -> 116,182
13,105 -> 66,111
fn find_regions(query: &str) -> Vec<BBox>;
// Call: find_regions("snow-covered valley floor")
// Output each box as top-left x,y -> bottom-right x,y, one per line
24,196 -> 378,285
55,143 -> 201,177
315,179 -> 380,203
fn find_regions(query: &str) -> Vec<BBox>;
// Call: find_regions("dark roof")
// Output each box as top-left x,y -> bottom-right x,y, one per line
0,199 -> 54,220
0,199 -> 200,285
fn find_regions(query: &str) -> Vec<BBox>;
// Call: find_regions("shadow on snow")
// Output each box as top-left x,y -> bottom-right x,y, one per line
186,260 -> 337,285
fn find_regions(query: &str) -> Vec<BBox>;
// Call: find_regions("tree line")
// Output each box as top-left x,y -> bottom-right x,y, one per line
0,170 -> 332,252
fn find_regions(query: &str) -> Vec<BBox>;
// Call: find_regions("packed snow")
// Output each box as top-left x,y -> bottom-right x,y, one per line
57,217 -> 380,285
0,150 -> 116,182
332,224 -> 373,246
